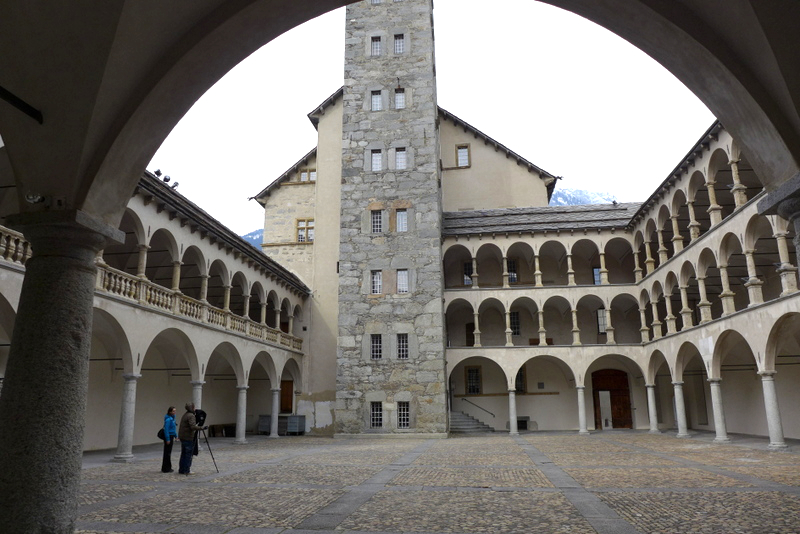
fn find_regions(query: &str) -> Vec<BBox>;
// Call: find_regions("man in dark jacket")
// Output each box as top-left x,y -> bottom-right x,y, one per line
178,402 -> 205,475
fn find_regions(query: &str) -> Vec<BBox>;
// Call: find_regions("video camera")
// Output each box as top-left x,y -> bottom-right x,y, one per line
195,408 -> 207,426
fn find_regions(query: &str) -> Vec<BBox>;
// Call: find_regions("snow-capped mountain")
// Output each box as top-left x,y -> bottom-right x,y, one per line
240,229 -> 263,248
549,188 -> 617,206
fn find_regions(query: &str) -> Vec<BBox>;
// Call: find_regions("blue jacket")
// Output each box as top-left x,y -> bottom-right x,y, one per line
163,414 -> 177,442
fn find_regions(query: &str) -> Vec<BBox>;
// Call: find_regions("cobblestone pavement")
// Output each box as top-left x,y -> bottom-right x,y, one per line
77,431 -> 800,534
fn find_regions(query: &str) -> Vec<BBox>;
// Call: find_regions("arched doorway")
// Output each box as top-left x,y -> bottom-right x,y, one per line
591,369 -> 632,429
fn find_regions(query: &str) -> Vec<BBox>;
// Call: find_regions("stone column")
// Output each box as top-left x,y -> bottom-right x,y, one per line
113,373 -> 141,462
504,311 -> 513,346
260,302 -> 267,324
533,253 -> 542,287
687,200 -> 701,240
274,309 -> 281,330
759,371 -> 787,450
604,308 -> 615,344
679,285 -> 694,329
235,385 -> 248,445
670,215 -> 684,252
633,250 -> 643,282
650,300 -> 662,339
136,244 -> 150,278
473,312 -> 481,347
718,264 -> 736,316
774,232 -> 798,296
471,257 -> 479,288
537,309 -> 547,346
729,159 -> 748,207
664,293 -> 677,334
598,252 -> 608,284
644,240 -> 655,274
223,285 -> 232,312
270,388 -> 281,438
566,254 -> 575,286
744,250 -> 764,306
657,229 -> 669,263
646,384 -> 660,433
696,276 -> 713,323
199,274 -> 209,301
502,256 -> 509,288
242,294 -> 251,319
571,308 -> 581,345
705,180 -> 723,225
639,307 -> 650,342
673,381 -> 690,437
171,260 -> 182,292
288,315 -> 295,336
191,380 -> 205,410
576,385 -> 589,435
507,390 -> 518,435
0,210 -> 123,534
707,378 -> 730,443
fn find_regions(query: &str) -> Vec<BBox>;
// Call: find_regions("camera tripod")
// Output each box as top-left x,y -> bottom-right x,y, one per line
195,428 -> 219,473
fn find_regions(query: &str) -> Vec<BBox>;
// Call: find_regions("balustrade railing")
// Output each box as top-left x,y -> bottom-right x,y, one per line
0,229 -> 302,352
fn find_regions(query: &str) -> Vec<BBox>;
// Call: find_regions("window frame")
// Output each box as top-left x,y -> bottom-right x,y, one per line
371,270 -> 383,294
515,365 -> 527,393
371,210 -> 383,233
395,147 -> 407,170
371,36 -> 381,57
370,333 -> 383,360
597,309 -> 607,334
465,366 -> 482,395
510,310 -> 520,336
296,218 -> 315,243
397,401 -> 410,429
370,401 -> 383,428
397,333 -> 409,359
456,144 -> 471,168
463,261 -> 473,286
371,90 -> 382,111
394,88 -> 405,109
371,149 -> 382,172
507,259 -> 518,284
396,209 -> 408,232
397,269 -> 409,294
394,33 -> 405,54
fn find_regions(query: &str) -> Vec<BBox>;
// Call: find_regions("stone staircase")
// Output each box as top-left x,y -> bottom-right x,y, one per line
449,411 -> 494,433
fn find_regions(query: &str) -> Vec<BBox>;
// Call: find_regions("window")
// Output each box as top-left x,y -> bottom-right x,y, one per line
395,88 -> 405,109
296,219 -> 314,242
371,149 -> 382,171
463,262 -> 473,285
465,366 -> 481,395
597,309 -> 607,334
371,0 -> 381,4
371,270 -> 382,294
371,36 -> 381,56
395,147 -> 407,170
371,334 -> 382,359
510,311 -> 520,336
508,259 -> 518,283
396,209 -> 408,232
371,210 -> 383,233
397,333 -> 409,359
370,402 -> 383,428
593,267 -> 602,285
397,269 -> 409,293
394,34 -> 405,54
299,169 -> 316,182
457,145 -> 470,167
397,401 -> 410,428
515,366 -> 526,393
371,90 -> 382,111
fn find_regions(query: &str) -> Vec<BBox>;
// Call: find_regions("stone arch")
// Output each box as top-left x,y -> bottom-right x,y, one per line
570,239 -> 600,285
576,293 -> 605,344
538,240 -> 568,286
144,228 -> 180,289
230,271 -> 249,317
671,188 -> 691,247
604,236 -> 635,283
650,280 -> 666,338
688,170 -> 712,237
442,243 -> 472,289
446,298 -> 476,348
585,354 -> 647,430
475,242 -> 504,288
509,296 -> 539,347
647,349 -> 672,432
765,312 -> 800,373
449,355 -> 510,431
248,281 -> 266,322
207,259 -> 229,310
265,290 -> 280,328
609,293 -> 641,344
707,147 -> 737,220
664,270 -> 683,331
515,354 -> 578,431
656,204 -> 675,260
291,304 -> 304,337
506,241 -> 535,285
697,247 -> 723,320
203,342 -> 245,427
179,245 -> 206,300
718,231 -> 748,312
282,357 -> 303,395
102,208 -> 145,274
477,297 -> 507,347
279,298 -> 293,333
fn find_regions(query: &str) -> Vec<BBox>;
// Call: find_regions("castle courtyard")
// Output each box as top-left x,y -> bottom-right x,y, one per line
77,432 -> 800,534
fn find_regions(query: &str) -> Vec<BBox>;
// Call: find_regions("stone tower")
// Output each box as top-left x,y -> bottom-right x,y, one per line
335,0 -> 447,435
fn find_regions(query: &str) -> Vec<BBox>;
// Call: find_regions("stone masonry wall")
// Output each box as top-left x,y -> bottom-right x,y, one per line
335,0 -> 447,434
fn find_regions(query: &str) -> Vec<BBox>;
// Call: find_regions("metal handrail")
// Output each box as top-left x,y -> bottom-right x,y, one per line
461,398 -> 494,418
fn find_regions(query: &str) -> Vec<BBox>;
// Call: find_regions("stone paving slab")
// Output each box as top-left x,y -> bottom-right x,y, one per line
79,485 -> 158,506
548,452 -> 682,467
211,464 -> 383,486
564,467 -> 754,488
412,453 -> 535,466
284,452 -> 405,465
597,491 -> 800,534
338,490 -> 596,534
673,450 -> 800,466
388,467 -> 553,488
726,466 -> 800,486
524,437 -> 631,453
79,486 -> 344,529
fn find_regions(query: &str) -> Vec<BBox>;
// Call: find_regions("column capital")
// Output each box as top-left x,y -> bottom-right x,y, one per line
672,381 -> 684,386
271,388 -> 281,393
645,383 -> 656,389
707,377 -> 722,384
122,373 -> 142,382
236,385 -> 249,391
758,370 -> 777,378
190,380 -> 206,386
137,243 -> 151,251
6,209 -> 124,257
575,385 -> 585,391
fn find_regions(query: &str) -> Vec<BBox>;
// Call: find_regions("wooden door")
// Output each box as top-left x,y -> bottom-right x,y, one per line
591,369 -> 632,429
280,380 -> 293,413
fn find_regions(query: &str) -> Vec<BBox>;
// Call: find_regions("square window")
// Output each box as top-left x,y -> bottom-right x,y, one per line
397,333 -> 409,359
309,170 -> 317,181
457,145 -> 470,167
397,401 -> 410,428
371,270 -> 383,294
395,147 -> 407,170
465,366 -> 481,395
510,311 -> 520,336
296,219 -> 314,243
597,309 -> 607,333
463,262 -> 473,286
371,334 -> 382,359
371,210 -> 383,233
371,401 -> 383,428
396,209 -> 408,232
394,34 -> 405,54
397,269 -> 409,293
508,259 -> 518,283
371,90 -> 382,111
371,36 -> 381,56
395,88 -> 405,109
371,149 -> 382,172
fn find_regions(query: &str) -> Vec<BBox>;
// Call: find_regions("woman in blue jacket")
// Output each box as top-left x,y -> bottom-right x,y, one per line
161,406 -> 177,473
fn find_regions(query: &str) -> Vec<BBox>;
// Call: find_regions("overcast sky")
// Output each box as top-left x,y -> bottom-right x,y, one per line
148,0 -> 715,235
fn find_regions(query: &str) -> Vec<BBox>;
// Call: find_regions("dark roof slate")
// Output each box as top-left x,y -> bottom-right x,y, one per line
443,203 -> 642,236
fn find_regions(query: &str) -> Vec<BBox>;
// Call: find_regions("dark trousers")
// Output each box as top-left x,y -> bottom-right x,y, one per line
161,439 -> 174,472
178,439 -> 194,474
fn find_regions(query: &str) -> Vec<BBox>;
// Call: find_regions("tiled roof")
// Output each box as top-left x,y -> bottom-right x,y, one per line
443,203 -> 642,236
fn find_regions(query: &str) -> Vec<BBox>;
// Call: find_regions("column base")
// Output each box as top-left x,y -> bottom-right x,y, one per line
234,439 -> 248,445
712,436 -> 731,444
648,429 -> 662,434
676,432 -> 691,438
768,442 -> 788,451
508,431 -> 519,436
578,430 -> 590,436
112,453 -> 135,463
268,434 -> 280,439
